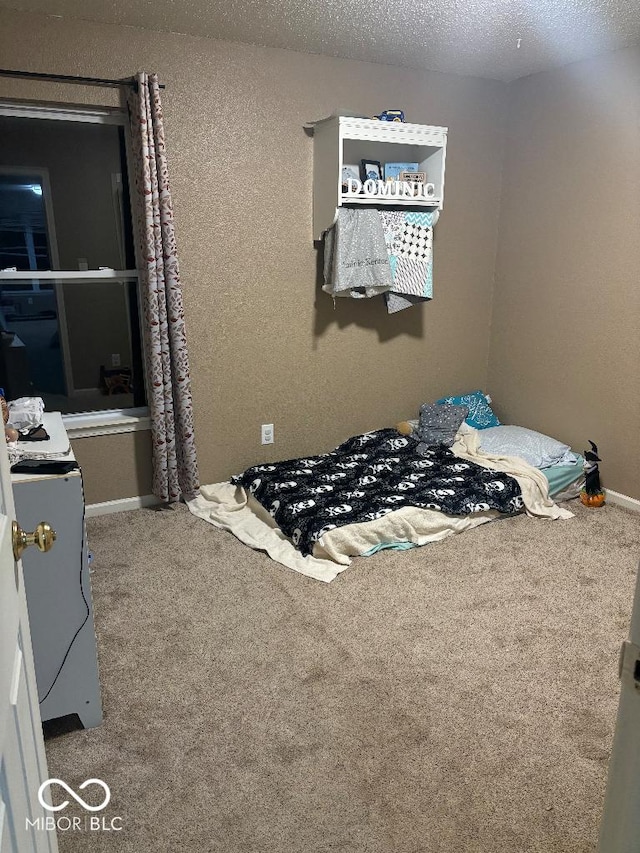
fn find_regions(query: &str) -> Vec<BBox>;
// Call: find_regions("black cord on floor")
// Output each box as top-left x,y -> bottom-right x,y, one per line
39,470 -> 91,705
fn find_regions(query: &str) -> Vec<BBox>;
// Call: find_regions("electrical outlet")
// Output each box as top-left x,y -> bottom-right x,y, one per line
261,423 -> 274,445
111,353 -> 121,367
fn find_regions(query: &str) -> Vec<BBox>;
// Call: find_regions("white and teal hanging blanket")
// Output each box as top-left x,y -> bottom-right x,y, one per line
380,210 -> 439,313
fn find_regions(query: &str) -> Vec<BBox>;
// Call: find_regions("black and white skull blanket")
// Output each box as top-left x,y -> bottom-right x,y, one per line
231,429 -> 523,556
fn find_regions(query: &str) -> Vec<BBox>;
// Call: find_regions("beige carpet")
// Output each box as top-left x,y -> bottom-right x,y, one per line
44,500 -> 638,852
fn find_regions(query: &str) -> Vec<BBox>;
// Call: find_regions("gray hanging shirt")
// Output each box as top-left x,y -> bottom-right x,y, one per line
323,208 -> 393,299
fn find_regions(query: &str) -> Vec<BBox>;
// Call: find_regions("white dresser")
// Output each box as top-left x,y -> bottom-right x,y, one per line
11,412 -> 103,729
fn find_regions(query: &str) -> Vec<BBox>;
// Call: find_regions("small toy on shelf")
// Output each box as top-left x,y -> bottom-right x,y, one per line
580,440 -> 605,507
373,110 -> 405,122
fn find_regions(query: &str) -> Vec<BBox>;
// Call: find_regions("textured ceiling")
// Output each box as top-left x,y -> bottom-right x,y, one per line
1,0 -> 639,81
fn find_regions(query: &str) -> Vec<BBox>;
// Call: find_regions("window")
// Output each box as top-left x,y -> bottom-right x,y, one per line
0,104 -> 146,426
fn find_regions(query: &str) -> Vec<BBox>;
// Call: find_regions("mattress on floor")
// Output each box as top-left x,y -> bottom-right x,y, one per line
542,453 -> 584,499
362,455 -> 584,557
188,425 -> 573,582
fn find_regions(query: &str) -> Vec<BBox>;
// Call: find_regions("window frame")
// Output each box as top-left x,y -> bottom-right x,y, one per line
0,99 -> 149,438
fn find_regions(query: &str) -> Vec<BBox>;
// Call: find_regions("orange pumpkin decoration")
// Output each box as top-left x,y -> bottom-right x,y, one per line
580,489 -> 605,508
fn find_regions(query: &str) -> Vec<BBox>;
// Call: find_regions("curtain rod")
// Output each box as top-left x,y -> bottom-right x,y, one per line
0,68 -> 165,91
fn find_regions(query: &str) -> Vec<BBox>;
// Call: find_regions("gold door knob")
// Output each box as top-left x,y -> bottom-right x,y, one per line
12,521 -> 56,561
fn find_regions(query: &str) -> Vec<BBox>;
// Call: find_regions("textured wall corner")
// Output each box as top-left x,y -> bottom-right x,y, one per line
489,47 -> 640,500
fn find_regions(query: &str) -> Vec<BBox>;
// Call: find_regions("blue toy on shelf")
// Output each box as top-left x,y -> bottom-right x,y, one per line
373,110 -> 405,122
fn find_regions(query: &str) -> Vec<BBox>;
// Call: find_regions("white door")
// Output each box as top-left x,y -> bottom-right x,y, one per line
598,562 -> 640,853
0,427 -> 58,853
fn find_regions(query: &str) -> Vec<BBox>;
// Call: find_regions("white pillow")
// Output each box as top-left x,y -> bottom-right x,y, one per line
478,425 -> 577,469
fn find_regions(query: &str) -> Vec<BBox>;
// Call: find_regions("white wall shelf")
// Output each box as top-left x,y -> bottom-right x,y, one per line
312,116 -> 448,240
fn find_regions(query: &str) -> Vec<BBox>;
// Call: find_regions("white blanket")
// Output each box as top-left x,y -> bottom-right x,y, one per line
187,424 -> 573,583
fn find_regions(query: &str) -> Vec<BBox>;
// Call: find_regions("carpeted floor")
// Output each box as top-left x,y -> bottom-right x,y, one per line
44,500 -> 638,853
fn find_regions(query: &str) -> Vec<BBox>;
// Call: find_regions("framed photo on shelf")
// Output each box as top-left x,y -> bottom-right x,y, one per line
360,159 -> 383,183
399,170 -> 427,185
399,170 -> 428,195
384,161 -> 419,181
341,164 -> 361,193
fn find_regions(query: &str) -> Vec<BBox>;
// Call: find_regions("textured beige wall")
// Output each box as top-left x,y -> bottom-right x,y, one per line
0,9 -> 507,498
489,48 -> 640,498
71,432 -> 153,504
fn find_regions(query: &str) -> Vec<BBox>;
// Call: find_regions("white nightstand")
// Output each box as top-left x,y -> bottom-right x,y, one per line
11,412 -> 103,729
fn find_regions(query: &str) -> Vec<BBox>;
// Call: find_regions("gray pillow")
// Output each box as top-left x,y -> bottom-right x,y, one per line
415,402 -> 469,453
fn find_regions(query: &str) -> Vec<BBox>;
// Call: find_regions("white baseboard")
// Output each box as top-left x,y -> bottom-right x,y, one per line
85,494 -> 159,517
605,490 -> 640,513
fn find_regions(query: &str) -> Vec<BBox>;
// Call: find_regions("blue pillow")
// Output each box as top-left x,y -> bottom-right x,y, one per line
477,426 -> 577,468
436,391 -> 500,430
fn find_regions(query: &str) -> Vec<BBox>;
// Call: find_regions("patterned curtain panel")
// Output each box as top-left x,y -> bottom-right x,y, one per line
128,72 -> 199,502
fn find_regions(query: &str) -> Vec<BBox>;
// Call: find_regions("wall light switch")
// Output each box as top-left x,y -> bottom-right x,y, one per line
261,423 -> 274,445
111,353 -> 121,367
